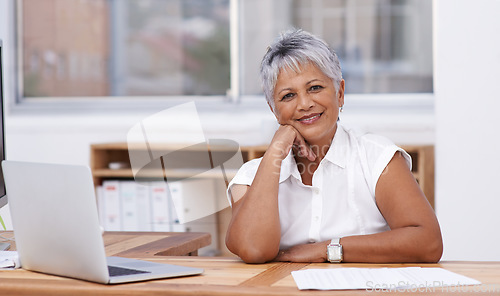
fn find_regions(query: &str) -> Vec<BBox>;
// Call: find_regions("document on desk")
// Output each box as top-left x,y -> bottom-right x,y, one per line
292,267 -> 481,290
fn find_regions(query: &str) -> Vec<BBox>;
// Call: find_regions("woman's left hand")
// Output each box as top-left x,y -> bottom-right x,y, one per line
274,242 -> 328,263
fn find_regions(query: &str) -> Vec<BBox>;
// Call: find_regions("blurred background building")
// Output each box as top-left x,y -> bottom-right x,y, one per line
21,0 -> 110,96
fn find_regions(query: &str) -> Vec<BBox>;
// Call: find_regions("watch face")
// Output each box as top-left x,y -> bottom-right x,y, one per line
328,245 -> 342,261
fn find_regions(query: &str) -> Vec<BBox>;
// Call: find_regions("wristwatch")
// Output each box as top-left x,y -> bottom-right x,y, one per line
327,238 -> 343,263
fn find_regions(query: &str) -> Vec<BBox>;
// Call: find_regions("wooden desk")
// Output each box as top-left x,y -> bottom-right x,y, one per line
1,257 -> 500,295
2,231 -> 498,295
0,231 -> 211,257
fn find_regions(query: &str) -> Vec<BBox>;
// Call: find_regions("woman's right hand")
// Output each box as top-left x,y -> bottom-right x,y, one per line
268,125 -> 316,162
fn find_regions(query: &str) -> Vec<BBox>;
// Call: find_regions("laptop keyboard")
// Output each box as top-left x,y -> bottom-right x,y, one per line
108,265 -> 151,277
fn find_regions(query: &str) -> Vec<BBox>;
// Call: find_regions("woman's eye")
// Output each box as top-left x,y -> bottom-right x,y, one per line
281,93 -> 295,101
310,85 -> 324,91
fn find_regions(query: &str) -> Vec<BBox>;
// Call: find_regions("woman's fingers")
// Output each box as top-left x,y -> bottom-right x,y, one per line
269,125 -> 297,159
270,125 -> 316,161
293,132 -> 316,161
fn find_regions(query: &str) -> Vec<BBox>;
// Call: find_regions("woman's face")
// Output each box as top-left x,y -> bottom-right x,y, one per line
271,62 -> 345,146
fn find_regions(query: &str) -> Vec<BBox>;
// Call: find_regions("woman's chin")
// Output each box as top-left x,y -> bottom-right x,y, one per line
299,125 -> 337,146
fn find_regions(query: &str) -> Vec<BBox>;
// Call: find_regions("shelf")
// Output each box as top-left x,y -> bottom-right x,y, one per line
92,168 -> 238,180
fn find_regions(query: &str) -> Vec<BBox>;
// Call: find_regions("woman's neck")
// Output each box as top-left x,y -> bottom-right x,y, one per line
305,124 -> 338,161
293,124 -> 339,185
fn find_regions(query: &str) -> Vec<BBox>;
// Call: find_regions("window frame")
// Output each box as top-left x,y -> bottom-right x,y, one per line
8,0 -> 434,116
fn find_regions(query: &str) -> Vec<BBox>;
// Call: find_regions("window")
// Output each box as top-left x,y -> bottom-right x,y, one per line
17,0 -> 432,101
19,0 -> 230,97
239,0 -> 433,95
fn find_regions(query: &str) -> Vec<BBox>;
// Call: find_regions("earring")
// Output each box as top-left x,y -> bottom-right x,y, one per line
340,105 -> 344,112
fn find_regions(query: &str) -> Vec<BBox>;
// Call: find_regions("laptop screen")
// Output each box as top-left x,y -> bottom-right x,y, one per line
0,39 -> 7,209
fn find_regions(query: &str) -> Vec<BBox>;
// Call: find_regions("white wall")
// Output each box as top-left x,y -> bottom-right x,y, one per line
435,0 -> 500,260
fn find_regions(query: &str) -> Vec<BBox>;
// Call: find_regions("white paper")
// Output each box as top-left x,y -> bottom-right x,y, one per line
291,267 -> 481,291
0,251 -> 21,269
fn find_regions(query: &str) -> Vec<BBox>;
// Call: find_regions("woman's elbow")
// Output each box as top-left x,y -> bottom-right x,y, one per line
226,238 -> 278,263
226,230 -> 280,263
237,247 -> 278,264
418,233 -> 443,263
424,239 -> 443,263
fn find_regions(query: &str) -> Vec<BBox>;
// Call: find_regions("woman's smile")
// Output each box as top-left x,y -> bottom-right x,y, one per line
297,112 -> 323,124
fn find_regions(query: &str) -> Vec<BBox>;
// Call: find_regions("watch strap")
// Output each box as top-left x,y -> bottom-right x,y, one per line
329,238 -> 340,246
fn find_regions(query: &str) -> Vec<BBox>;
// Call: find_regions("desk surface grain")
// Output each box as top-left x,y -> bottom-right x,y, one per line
2,257 -> 500,295
2,231 -> 500,295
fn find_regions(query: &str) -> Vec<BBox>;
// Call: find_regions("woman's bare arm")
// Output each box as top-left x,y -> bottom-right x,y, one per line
225,125 -> 315,263
274,152 -> 443,263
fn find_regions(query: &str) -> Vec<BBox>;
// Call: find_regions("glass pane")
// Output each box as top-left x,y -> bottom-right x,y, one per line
240,0 -> 433,95
20,0 -> 230,97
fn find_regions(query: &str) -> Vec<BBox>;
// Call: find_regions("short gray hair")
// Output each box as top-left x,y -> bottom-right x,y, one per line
260,29 -> 343,108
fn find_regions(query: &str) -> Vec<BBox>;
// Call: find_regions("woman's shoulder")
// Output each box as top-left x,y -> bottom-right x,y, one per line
341,124 -> 411,170
340,124 -> 411,194
238,157 -> 263,175
341,124 -> 396,150
228,157 -> 263,186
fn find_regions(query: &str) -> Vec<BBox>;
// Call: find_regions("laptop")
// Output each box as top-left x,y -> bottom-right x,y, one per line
2,160 -> 203,284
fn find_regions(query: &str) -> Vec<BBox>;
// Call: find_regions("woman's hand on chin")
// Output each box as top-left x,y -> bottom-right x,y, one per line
269,125 -> 316,161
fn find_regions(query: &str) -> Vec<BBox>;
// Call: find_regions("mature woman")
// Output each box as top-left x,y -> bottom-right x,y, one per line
225,29 -> 442,264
